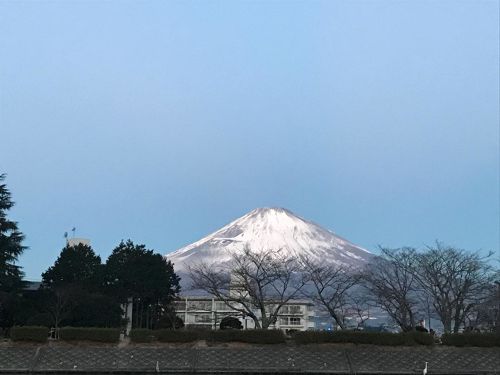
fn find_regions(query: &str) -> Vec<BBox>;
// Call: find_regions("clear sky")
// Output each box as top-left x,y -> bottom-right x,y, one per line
1,1 -> 498,280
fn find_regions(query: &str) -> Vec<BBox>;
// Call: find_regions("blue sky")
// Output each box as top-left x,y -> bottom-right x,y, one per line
1,1 -> 498,280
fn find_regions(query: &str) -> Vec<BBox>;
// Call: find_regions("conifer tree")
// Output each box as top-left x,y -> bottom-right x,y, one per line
0,173 -> 27,328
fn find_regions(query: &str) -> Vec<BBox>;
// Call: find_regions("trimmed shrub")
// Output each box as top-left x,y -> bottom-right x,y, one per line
10,326 -> 48,342
156,329 -> 199,343
407,331 -> 434,346
220,316 -> 243,330
294,330 -> 433,346
157,316 -> 185,330
59,327 -> 120,343
130,329 -> 155,343
209,329 -> 285,344
442,333 -> 500,347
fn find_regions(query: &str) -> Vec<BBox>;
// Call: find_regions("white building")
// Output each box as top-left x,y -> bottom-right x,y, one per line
175,296 -> 316,331
66,237 -> 91,247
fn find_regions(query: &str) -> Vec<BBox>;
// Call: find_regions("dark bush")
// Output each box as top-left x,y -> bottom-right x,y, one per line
220,316 -> 243,330
25,313 -> 53,328
129,329 -> 155,343
294,330 -> 433,346
209,329 -> 285,344
285,329 -> 300,337
408,331 -> 434,346
156,329 -> 199,342
442,333 -> 500,347
59,327 -> 120,343
10,326 -> 48,342
157,315 -> 185,330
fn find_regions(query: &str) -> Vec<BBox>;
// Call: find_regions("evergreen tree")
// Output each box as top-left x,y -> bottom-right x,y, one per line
42,243 -> 102,290
105,240 -> 180,329
0,173 -> 27,329
41,243 -> 120,328
0,174 -> 26,292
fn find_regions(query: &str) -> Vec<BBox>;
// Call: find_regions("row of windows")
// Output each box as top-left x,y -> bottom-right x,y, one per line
279,317 -> 301,326
175,301 -> 236,311
185,315 -> 302,326
179,312 -> 242,324
175,301 -> 306,314
280,305 -> 302,314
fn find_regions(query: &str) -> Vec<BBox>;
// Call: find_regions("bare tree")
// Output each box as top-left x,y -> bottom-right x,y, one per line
189,247 -> 306,329
300,256 -> 362,329
43,285 -> 77,333
347,292 -> 372,329
413,243 -> 495,333
363,247 -> 422,332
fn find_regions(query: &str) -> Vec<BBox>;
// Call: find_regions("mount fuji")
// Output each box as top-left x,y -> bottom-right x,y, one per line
166,207 -> 373,275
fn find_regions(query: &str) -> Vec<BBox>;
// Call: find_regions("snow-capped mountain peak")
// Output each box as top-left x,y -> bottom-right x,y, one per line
166,207 -> 372,272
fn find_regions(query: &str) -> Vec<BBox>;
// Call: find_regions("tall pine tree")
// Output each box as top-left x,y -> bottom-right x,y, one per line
0,173 -> 27,328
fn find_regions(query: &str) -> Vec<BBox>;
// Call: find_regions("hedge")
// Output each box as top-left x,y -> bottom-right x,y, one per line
129,329 -> 155,343
141,329 -> 285,344
294,330 -> 434,346
59,327 -> 120,343
10,326 -> 48,342
208,329 -> 285,344
156,329 -> 200,343
441,333 -> 500,347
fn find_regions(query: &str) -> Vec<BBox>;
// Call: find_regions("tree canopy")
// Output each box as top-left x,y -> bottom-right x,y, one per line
0,173 -> 26,293
105,240 -> 180,329
42,243 -> 102,290
0,173 -> 27,329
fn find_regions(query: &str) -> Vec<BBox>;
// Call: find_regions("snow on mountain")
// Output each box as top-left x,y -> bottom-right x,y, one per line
166,207 -> 373,273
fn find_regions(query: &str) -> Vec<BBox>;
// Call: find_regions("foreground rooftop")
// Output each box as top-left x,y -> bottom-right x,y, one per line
1,343 -> 499,374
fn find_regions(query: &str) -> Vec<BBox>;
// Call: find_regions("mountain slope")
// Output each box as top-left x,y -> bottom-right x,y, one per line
166,207 -> 372,273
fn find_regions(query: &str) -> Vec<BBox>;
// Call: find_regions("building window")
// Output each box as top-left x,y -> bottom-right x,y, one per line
215,302 -> 230,311
290,317 -> 301,326
279,317 -> 288,325
175,301 -> 186,311
188,301 -> 212,311
289,305 -> 301,314
280,305 -> 302,314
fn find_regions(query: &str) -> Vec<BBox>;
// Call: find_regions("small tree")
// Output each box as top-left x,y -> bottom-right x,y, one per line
190,247 -> 306,329
41,286 -> 77,331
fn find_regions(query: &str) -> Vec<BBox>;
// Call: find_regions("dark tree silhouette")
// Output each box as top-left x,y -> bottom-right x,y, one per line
105,240 -> 180,329
0,174 -> 27,329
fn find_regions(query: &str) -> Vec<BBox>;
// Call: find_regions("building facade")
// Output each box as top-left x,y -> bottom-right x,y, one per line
175,296 -> 316,331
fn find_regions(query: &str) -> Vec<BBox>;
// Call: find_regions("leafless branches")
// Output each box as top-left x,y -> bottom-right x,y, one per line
189,247 -> 306,329
412,242 -> 495,333
300,256 -> 361,329
189,242 -> 497,333
362,247 -> 423,332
